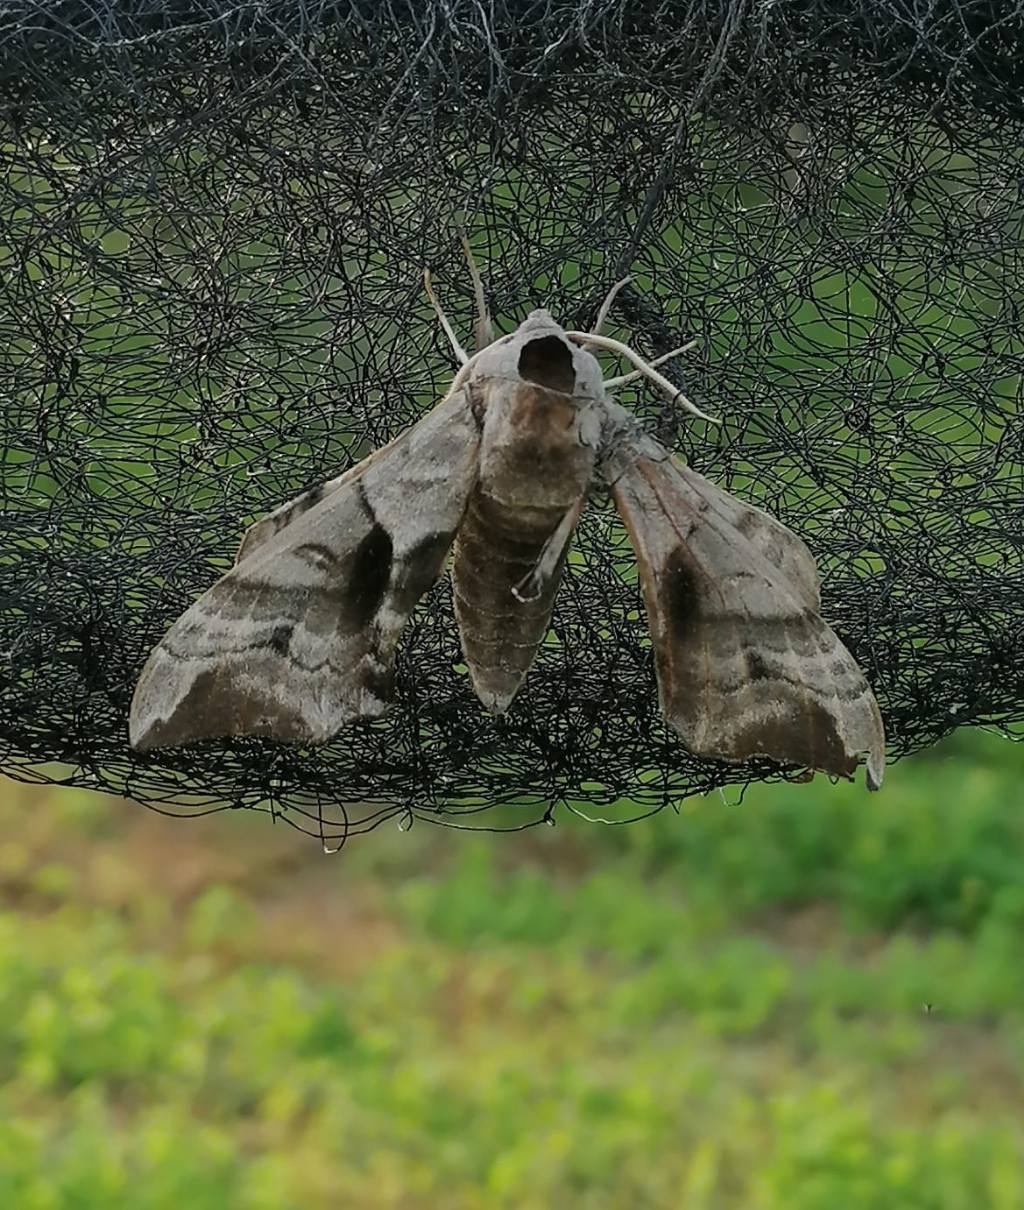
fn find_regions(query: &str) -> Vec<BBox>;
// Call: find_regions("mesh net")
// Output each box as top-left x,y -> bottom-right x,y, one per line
1,1 -> 1022,844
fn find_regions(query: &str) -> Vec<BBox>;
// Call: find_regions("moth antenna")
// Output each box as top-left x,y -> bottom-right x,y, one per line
566,330 -> 719,423
457,227 -> 495,351
590,275 -> 632,337
442,347 -> 487,401
423,267 -> 470,365
603,339 -> 699,389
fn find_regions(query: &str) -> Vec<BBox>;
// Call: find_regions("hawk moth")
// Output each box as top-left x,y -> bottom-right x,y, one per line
129,258 -> 886,791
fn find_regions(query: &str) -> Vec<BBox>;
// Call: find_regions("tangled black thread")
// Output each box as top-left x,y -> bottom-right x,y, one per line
1,1 -> 1022,846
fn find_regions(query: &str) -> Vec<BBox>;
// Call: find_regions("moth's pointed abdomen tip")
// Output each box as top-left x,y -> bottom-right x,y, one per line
476,687 -> 516,716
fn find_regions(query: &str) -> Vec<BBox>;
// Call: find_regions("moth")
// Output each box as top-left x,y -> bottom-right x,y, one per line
129,248 -> 886,790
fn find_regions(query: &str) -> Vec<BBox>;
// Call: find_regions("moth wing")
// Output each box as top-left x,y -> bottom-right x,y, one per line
234,436 -> 399,565
609,443 -> 885,788
129,388 -> 479,751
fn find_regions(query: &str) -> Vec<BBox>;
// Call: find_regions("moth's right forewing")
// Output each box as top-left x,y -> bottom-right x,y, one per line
129,388 -> 480,751
609,442 -> 885,789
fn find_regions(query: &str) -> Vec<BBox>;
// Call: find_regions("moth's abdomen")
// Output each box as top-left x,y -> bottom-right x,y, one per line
452,489 -> 567,714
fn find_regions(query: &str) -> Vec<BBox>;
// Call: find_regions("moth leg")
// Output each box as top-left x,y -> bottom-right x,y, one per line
604,339 -> 698,390
423,267 -> 470,364
590,275 -> 632,336
512,497 -> 586,603
566,329 -> 719,423
458,228 -> 494,351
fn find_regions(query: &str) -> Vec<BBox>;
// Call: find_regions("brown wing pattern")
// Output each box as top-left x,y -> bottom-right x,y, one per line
610,445 -> 885,788
129,388 -> 480,750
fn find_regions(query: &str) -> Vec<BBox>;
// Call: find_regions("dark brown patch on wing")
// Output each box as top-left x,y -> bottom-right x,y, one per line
517,335 -> 576,394
660,549 -> 702,643
745,649 -> 772,681
267,624 -> 294,655
360,661 -> 395,705
342,523 -> 393,628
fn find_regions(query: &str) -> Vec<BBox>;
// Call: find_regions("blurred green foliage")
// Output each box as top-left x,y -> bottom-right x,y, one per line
0,729 -> 1022,1207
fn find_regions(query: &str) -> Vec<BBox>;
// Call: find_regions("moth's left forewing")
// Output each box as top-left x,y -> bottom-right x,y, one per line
129,387 -> 480,750
607,437 -> 885,789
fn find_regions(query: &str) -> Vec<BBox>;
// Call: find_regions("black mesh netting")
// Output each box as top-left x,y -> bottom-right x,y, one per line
1,1 -> 1022,844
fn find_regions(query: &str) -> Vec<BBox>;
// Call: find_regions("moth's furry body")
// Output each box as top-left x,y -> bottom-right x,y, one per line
454,313 -> 602,709
130,296 -> 886,791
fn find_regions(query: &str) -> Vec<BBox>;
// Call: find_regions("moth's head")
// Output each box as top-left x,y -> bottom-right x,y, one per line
469,309 -> 605,400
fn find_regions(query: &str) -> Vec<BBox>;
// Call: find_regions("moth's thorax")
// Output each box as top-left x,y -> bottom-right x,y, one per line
471,378 -> 599,510
465,310 -> 603,509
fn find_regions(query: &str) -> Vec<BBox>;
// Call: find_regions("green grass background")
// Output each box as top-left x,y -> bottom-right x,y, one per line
2,728 -> 1022,1208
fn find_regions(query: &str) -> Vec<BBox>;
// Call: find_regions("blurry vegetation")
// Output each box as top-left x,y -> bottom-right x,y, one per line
0,728 -> 1022,1207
